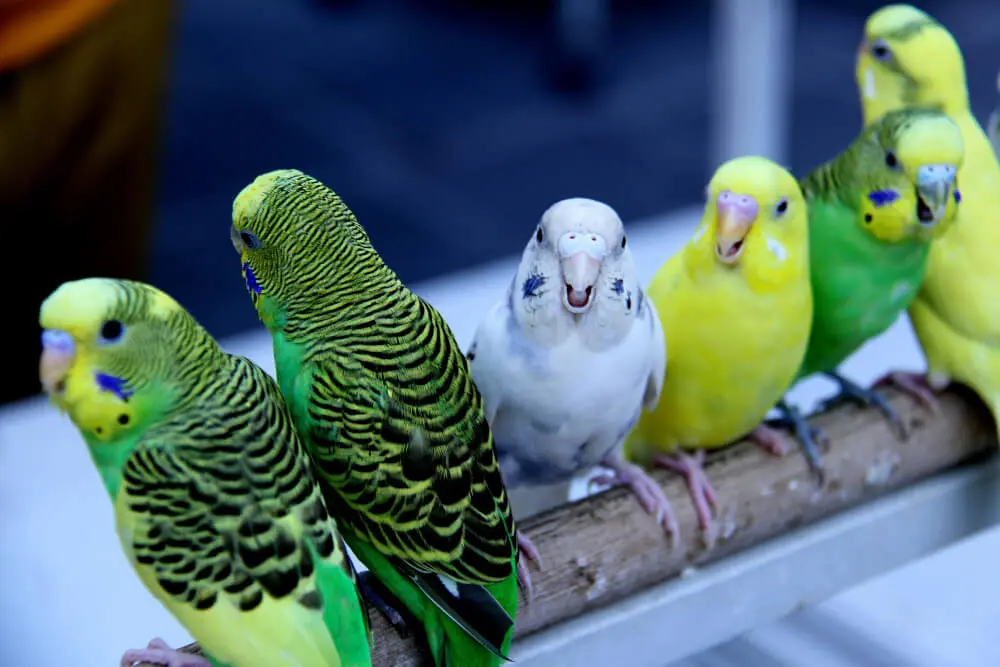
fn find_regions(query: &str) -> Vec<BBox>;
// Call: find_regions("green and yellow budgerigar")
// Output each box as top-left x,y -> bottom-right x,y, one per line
777,106 -> 965,476
39,278 -> 372,667
230,170 -> 526,667
854,5 -> 1000,440
623,156 -> 812,544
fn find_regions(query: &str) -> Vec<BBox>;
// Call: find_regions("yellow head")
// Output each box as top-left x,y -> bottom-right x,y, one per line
230,169 -> 374,333
853,107 -> 964,243
694,155 -> 808,277
38,278 -> 210,445
856,5 -> 968,125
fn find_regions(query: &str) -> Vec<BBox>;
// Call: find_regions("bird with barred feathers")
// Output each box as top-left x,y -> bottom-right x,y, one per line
39,278 -> 372,667
231,169 -> 532,667
775,105 -> 965,478
854,4 -> 1000,442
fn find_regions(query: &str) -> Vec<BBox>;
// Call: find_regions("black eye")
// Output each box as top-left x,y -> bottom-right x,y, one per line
775,198 -> 789,216
240,230 -> 261,250
885,151 -> 898,168
99,320 -> 124,342
871,39 -> 892,61
621,235 -> 627,249
535,227 -> 544,243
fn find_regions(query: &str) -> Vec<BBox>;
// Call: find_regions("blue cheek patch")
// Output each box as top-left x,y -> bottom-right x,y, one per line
611,278 -> 625,295
243,261 -> 262,294
867,189 -> 900,207
95,372 -> 134,401
954,189 -> 962,204
522,273 -> 545,298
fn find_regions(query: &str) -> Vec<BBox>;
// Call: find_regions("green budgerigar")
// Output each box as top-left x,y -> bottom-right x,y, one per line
39,278 -> 372,667
777,107 -> 964,476
230,170 -> 527,667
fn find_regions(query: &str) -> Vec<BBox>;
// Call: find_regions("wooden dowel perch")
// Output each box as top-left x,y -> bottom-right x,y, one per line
143,386 -> 997,667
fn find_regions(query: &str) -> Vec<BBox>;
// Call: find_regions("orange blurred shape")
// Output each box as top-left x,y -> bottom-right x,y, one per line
0,0 -> 118,72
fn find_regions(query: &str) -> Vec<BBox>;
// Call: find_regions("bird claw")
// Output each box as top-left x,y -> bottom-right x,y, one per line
516,532 -> 543,601
596,458 -> 680,542
874,370 -> 942,414
653,450 -> 718,548
772,400 -> 827,486
357,570 -> 411,637
748,423 -> 794,457
821,371 -> 908,439
120,638 -> 210,667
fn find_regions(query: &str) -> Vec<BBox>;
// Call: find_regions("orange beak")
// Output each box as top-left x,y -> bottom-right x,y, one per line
714,192 -> 759,264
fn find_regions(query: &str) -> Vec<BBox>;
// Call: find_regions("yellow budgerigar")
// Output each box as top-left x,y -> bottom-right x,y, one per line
856,4 -> 1000,437
624,156 -> 812,543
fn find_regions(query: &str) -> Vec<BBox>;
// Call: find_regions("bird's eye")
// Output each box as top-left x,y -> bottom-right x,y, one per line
240,230 -> 262,250
870,39 -> 892,61
535,227 -> 544,243
885,150 -> 899,168
621,235 -> 627,249
775,198 -> 789,216
99,320 -> 124,343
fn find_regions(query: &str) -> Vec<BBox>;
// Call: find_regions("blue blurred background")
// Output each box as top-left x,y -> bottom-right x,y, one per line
152,0 -> 998,340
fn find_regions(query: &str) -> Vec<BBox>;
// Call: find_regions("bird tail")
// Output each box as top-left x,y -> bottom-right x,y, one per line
388,583 -> 512,667
434,613 -> 511,667
346,538 -> 514,667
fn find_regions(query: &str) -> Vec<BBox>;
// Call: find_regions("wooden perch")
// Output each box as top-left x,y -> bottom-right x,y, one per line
141,386 -> 997,667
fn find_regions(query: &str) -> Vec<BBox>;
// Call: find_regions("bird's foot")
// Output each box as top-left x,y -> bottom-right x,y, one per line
357,570 -> 411,637
874,370 -> 942,414
748,423 -> 794,457
772,400 -> 828,485
120,639 -> 209,667
653,450 -> 718,547
591,458 -> 680,541
516,532 -> 543,601
820,371 -> 907,438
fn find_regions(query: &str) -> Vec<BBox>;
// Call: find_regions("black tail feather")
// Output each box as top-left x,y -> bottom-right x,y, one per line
403,564 -> 513,661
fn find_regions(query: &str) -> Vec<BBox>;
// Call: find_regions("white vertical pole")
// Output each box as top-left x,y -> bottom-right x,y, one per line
710,0 -> 795,170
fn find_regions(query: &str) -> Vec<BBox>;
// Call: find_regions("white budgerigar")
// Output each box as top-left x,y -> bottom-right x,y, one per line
467,198 -> 675,537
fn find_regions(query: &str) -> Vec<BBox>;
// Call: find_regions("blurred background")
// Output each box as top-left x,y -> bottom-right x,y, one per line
3,0 -> 998,405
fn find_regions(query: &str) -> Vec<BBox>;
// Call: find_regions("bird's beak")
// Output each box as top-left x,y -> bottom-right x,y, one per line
230,224 -> 244,255
915,164 -> 957,226
715,193 -> 759,264
558,232 -> 608,314
39,329 -> 75,398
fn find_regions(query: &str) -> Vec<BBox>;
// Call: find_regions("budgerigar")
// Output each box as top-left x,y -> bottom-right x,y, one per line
777,106 -> 965,476
622,156 -> 812,543
854,5 -> 1000,440
466,197 -> 672,536
39,278 -> 372,667
230,170 -> 528,667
